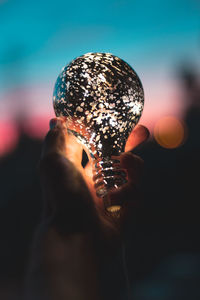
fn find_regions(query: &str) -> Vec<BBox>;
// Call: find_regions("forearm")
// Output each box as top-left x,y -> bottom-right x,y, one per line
25,221 -> 101,300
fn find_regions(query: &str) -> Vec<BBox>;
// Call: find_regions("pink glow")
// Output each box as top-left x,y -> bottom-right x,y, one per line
0,77 -> 185,155
0,84 -> 54,120
139,73 -> 183,131
0,120 -> 19,156
23,116 -> 50,139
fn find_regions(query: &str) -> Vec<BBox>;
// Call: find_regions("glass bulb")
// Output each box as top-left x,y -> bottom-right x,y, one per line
53,53 -> 144,213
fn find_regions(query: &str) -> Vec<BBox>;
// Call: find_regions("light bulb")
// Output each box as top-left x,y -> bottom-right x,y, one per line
53,53 -> 144,214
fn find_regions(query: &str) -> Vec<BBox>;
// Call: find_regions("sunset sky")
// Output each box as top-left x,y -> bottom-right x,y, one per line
0,0 -> 199,154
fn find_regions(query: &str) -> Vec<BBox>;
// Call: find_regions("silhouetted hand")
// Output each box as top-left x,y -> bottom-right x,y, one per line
40,117 -> 149,234
27,117 -> 149,300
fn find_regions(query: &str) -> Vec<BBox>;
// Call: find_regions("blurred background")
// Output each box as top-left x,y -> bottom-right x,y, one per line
0,0 -> 200,299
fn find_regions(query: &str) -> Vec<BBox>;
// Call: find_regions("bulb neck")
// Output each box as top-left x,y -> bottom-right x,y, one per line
93,157 -> 127,213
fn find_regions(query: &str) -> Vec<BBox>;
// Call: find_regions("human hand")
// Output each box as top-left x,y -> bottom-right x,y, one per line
30,117 -> 149,300
39,117 -> 149,235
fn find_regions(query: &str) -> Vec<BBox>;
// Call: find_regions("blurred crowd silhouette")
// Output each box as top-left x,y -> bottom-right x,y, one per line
0,65 -> 200,299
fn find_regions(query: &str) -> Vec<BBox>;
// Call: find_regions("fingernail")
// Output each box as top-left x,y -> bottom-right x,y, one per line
49,118 -> 58,130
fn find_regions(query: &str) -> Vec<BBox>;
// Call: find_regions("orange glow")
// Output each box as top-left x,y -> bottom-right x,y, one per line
154,116 -> 187,149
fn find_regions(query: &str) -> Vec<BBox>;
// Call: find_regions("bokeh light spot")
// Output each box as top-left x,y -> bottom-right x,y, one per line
154,116 -> 187,149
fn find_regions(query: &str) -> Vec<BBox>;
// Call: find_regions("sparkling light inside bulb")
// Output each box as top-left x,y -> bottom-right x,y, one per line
53,52 -> 144,213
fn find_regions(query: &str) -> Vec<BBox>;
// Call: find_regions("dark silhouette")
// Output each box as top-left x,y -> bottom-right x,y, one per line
0,65 -> 200,299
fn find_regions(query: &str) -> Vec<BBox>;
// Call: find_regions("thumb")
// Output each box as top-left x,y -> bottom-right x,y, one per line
42,117 -> 83,170
41,117 -> 68,159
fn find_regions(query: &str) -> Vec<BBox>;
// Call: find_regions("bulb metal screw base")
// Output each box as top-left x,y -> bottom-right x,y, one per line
93,157 -> 127,213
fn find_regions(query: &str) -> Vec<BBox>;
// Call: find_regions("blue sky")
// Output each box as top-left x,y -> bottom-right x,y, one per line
0,0 -> 199,89
0,0 -> 199,134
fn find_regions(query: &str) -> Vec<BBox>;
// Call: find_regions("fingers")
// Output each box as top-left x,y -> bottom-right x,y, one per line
39,152 -> 99,233
42,117 -> 83,170
108,152 -> 143,199
106,152 -> 144,227
41,117 -> 68,159
39,122 -> 99,232
96,126 -> 148,229
120,152 -> 144,185
125,124 -> 150,152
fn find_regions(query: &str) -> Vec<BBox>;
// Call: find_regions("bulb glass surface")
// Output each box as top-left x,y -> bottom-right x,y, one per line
53,53 -> 144,211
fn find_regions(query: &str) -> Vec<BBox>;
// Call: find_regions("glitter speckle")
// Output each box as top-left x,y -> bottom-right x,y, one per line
99,103 -> 104,109
76,106 -> 83,112
53,52 -> 144,159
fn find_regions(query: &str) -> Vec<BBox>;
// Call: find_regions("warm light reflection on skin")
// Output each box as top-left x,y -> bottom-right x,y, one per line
154,116 -> 187,149
65,123 -> 147,208
125,124 -> 148,152
65,130 -> 100,205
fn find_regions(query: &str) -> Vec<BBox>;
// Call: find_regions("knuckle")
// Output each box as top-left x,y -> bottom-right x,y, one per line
134,155 -> 144,167
121,152 -> 144,167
